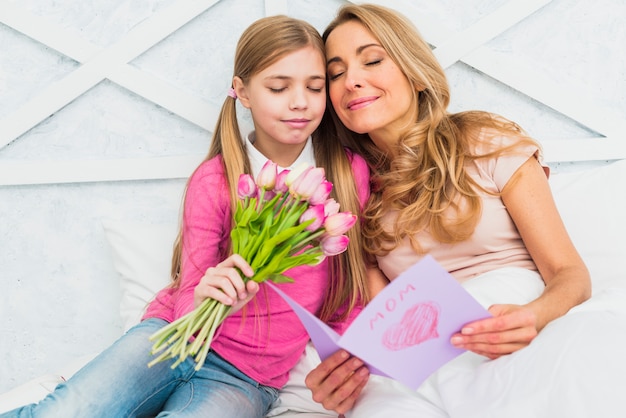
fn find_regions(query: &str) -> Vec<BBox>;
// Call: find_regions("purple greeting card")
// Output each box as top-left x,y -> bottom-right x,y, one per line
267,255 -> 492,390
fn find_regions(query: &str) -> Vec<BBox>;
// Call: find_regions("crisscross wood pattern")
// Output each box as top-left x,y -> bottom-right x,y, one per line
0,0 -> 623,186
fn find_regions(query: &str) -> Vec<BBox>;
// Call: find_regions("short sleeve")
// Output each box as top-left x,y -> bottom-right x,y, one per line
492,144 -> 541,191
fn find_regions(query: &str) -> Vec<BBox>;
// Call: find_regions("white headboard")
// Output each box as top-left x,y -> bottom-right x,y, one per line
0,0 -> 624,187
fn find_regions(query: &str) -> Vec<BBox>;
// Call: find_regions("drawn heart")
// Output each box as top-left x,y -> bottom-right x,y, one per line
382,301 -> 440,351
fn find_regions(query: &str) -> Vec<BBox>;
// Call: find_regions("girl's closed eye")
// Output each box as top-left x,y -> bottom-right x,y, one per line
308,83 -> 325,93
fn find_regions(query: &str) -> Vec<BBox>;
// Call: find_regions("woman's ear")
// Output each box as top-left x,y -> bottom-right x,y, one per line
232,76 -> 250,109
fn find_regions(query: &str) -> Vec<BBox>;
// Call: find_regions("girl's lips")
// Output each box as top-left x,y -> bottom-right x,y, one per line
283,119 -> 310,129
347,96 -> 378,110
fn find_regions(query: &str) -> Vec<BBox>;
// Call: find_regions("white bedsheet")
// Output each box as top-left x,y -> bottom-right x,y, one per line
2,160 -> 625,416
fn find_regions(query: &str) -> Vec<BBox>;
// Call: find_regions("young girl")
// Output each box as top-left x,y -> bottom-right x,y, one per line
2,15 -> 371,418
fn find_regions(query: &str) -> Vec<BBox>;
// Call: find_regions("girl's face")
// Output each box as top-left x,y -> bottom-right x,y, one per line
234,46 -> 326,166
325,20 -> 415,151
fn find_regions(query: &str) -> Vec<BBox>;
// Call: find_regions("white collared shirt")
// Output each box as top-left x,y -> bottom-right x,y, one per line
246,131 -> 316,178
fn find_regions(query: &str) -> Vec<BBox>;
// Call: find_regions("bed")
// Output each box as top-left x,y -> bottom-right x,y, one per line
1,0 -> 625,416
1,157 -> 625,416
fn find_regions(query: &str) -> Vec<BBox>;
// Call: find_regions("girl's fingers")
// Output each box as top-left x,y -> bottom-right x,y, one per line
194,254 -> 255,307
230,281 -> 260,313
216,254 -> 254,277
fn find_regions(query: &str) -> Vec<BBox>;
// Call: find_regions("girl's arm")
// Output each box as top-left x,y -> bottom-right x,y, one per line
451,156 -> 591,358
173,159 -> 234,319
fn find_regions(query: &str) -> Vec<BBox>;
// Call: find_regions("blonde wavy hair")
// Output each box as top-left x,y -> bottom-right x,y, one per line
170,15 -> 370,322
323,4 -> 541,257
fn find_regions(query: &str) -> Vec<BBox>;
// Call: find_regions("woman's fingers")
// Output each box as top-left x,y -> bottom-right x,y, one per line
450,304 -> 538,357
305,350 -> 370,414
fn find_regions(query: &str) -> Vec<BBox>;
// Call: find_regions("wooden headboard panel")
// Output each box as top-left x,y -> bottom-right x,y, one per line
0,0 -> 624,186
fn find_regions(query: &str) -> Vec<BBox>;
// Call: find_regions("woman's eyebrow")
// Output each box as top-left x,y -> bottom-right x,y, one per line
326,43 -> 381,65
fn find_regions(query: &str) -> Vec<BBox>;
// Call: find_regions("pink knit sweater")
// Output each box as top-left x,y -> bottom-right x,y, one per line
143,152 -> 370,388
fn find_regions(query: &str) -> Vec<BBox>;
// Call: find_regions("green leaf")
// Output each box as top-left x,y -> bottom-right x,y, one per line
252,244 -> 293,282
251,222 -> 310,269
275,251 -> 322,272
268,274 -> 295,284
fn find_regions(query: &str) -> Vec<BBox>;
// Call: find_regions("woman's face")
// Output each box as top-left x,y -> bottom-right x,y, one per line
325,20 -> 415,149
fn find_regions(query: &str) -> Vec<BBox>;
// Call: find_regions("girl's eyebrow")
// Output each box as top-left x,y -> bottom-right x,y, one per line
326,43 -> 381,65
263,74 -> 326,81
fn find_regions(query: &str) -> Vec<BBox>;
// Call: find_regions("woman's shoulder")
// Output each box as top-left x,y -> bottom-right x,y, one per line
469,124 -> 537,157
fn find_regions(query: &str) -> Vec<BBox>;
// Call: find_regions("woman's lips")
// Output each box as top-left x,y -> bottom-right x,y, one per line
347,96 -> 378,110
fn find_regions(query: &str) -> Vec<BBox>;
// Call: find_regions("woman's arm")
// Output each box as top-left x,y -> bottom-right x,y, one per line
451,156 -> 591,358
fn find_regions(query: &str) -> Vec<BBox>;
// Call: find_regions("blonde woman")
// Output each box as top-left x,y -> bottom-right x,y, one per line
304,4 -> 591,416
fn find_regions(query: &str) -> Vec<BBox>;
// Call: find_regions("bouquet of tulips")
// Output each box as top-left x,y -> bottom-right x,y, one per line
148,160 -> 357,370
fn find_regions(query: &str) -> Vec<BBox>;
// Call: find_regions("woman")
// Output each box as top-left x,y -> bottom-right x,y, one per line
303,3 -> 591,416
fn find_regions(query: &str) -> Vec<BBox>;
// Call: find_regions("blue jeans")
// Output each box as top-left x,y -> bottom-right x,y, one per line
1,318 -> 279,418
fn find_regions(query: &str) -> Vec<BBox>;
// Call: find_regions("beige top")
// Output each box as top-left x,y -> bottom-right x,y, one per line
377,134 -> 545,283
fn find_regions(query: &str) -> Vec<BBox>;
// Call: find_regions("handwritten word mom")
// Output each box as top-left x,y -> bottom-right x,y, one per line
369,283 -> 417,330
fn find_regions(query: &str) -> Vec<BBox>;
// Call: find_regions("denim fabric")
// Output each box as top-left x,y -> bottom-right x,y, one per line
1,318 -> 278,418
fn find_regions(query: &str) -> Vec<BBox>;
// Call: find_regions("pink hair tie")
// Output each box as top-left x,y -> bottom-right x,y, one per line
227,88 -> 237,99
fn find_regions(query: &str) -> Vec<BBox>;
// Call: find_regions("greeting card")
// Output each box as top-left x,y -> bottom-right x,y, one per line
268,255 -> 492,390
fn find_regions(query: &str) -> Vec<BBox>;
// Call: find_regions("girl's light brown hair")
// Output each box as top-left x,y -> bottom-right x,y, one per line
170,15 -> 370,322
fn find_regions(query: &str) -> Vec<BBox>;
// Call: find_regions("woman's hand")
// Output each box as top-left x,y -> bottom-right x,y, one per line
450,303 -> 538,359
194,254 -> 259,313
305,350 -> 370,415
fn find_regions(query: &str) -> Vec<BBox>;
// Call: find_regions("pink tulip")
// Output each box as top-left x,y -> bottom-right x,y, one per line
285,163 -> 312,187
320,235 -> 350,256
274,169 -> 290,193
237,174 -> 257,199
323,198 -> 340,217
309,180 -> 333,205
290,167 -> 326,200
299,204 -> 326,232
257,160 -> 277,190
324,212 -> 357,236
263,190 -> 276,201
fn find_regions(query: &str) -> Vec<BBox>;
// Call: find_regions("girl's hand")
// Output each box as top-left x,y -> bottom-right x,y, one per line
194,254 -> 259,313
450,304 -> 538,359
305,350 -> 370,415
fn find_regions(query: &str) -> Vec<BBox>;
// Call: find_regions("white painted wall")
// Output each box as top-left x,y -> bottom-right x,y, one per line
1,0 -> 624,393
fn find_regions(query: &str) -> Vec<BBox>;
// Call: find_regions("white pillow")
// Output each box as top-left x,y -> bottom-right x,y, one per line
102,219 -> 179,331
98,159 -> 626,333
548,159 -> 626,291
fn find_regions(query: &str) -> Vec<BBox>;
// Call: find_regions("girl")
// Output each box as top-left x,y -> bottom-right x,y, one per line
2,15 -> 371,418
